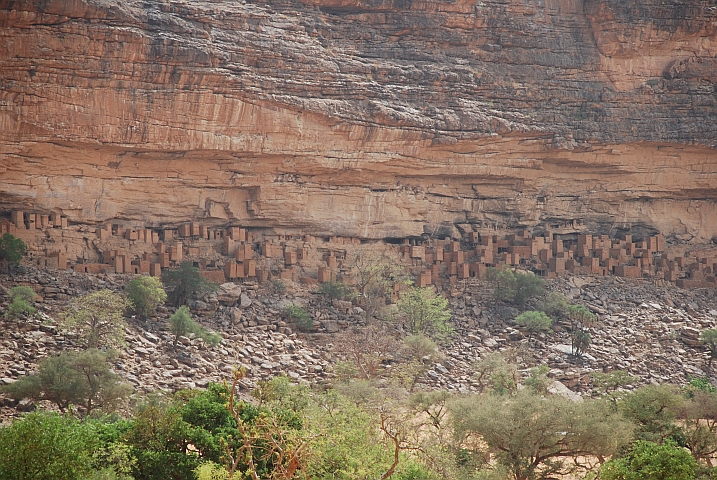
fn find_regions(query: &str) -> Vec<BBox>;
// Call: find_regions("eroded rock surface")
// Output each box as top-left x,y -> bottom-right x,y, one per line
1,0 -> 716,240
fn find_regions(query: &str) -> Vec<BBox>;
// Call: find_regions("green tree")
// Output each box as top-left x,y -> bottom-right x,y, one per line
487,265 -> 517,304
513,272 -> 545,306
487,267 -> 544,306
162,261 -> 217,307
168,305 -> 221,348
195,462 -> 230,480
5,285 -> 37,319
620,384 -> 684,444
523,365 -> 551,395
567,304 -> 596,358
514,311 -> 552,340
2,349 -> 132,416
679,390 -> 717,465
0,232 -> 26,270
71,349 -> 133,416
123,399 -> 201,480
538,292 -> 570,321
398,286 -> 453,342
700,329 -> 717,367
2,352 -> 86,413
305,388 -> 434,480
450,391 -> 634,480
592,370 -> 637,402
60,289 -> 130,349
473,352 -> 519,395
126,275 -> 167,319
0,411 -> 100,480
600,440 -> 699,480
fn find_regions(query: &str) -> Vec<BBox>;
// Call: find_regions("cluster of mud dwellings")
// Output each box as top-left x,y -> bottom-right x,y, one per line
1,211 -> 70,269
406,230 -> 716,289
2,212 -> 716,289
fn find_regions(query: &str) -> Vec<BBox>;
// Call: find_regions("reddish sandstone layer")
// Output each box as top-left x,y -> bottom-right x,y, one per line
0,0 -> 715,241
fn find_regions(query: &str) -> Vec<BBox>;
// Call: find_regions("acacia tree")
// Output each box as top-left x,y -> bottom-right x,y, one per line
450,391 -> 634,480
473,352 -> 519,395
345,247 -> 406,322
619,384 -> 684,444
60,289 -> 130,349
679,390 -> 717,465
1,349 -> 132,416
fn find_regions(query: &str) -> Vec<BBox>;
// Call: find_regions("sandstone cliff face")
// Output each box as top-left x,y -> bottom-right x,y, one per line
0,0 -> 716,241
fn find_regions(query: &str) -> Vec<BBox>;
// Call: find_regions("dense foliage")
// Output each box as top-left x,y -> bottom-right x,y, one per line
162,262 -> 218,307
126,276 -> 167,319
0,233 -> 26,270
398,286 -> 453,342
5,285 -> 37,319
6,370 -> 717,480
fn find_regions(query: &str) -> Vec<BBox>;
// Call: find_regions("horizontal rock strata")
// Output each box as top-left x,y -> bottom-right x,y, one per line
0,0 -> 716,240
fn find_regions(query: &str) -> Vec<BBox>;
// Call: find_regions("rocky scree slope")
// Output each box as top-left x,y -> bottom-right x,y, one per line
1,267 -> 717,421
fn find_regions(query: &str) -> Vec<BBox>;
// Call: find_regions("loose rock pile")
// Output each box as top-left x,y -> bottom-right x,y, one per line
1,267 -> 716,421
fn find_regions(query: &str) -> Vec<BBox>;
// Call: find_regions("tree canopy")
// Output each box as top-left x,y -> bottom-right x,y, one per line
398,286 -> 453,342
60,289 -> 131,349
163,262 -> 217,307
0,233 -> 26,270
126,275 -> 167,319
450,391 -> 633,480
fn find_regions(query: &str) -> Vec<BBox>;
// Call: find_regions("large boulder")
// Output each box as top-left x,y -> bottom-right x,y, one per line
217,283 -> 242,306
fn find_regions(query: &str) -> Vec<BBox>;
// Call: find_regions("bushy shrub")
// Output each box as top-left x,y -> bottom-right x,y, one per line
319,281 -> 356,301
514,310 -> 552,339
398,286 -> 453,342
283,304 -> 313,331
5,285 -> 37,319
538,292 -> 570,320
126,275 -> 167,319
271,279 -> 287,294
0,233 -> 26,270
601,440 -> 699,480
168,306 -> 222,348
162,262 -> 217,306
487,266 -> 544,306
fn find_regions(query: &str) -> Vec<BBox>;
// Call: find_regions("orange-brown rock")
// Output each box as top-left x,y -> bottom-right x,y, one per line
0,0 -> 716,241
